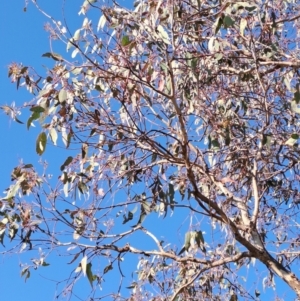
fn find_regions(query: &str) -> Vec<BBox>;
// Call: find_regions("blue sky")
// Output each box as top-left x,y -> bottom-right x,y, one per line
0,1 -> 299,301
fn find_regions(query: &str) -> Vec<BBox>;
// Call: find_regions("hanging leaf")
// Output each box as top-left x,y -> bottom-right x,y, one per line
229,294 -> 238,301
285,134 -> 298,146
30,106 -> 45,113
184,231 -> 191,250
9,226 -> 18,241
49,128 -> 58,145
27,112 -> 40,130
134,201 -> 150,226
81,256 -> 88,276
60,156 -> 73,171
78,181 -> 88,194
67,41 -> 73,52
121,35 -> 131,47
211,138 -> 220,150
71,48 -> 80,58
168,183 -> 175,210
97,14 -> 107,31
214,16 -> 223,34
178,245 -> 186,256
294,91 -> 300,103
223,16 -> 235,29
157,25 -> 170,44
178,232 -> 192,256
58,89 -> 68,103
15,117 -> 24,124
36,132 -> 47,156
123,210 -> 134,224
73,29 -> 81,41
82,143 -> 88,160
86,262 -> 94,287
23,164 -> 33,168
21,268 -> 30,282
42,52 -> 63,61
195,231 -> 206,252
262,134 -> 272,148
240,18 -> 247,36
66,133 -> 72,148
103,263 -> 113,274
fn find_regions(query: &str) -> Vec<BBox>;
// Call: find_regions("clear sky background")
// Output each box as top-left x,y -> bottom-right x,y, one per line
0,1 -> 298,301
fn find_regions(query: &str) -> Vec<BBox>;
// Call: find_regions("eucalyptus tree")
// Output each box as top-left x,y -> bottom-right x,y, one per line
2,0 -> 300,300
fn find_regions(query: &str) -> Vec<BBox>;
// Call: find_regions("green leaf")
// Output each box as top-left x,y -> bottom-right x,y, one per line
294,91 -> 300,103
42,261 -> 50,266
151,153 -> 157,162
223,16 -> 235,29
78,181 -> 88,194
178,246 -> 186,256
36,132 -> 47,156
9,226 -> 18,241
195,230 -> 204,245
229,294 -> 238,301
225,129 -> 230,146
168,183 -> 175,210
134,201 -> 150,226
136,211 -> 147,226
23,164 -> 33,168
67,132 -> 72,148
214,17 -> 223,34
184,231 -> 191,250
42,52 -> 63,61
262,134 -> 272,148
17,77 -> 21,90
0,229 -> 5,246
25,270 -> 30,282
20,66 -> 28,74
27,112 -> 40,130
244,6 -> 257,12
15,117 -> 24,124
103,263 -> 113,274
121,36 -> 131,47
191,58 -> 197,70
195,231 -> 206,252
30,106 -> 45,113
60,156 -> 73,171
123,210 -> 134,224
225,244 -> 234,255
86,262 -> 94,288
211,138 -> 220,149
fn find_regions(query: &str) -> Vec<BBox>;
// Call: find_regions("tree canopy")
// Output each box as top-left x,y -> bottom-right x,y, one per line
2,0 -> 300,300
